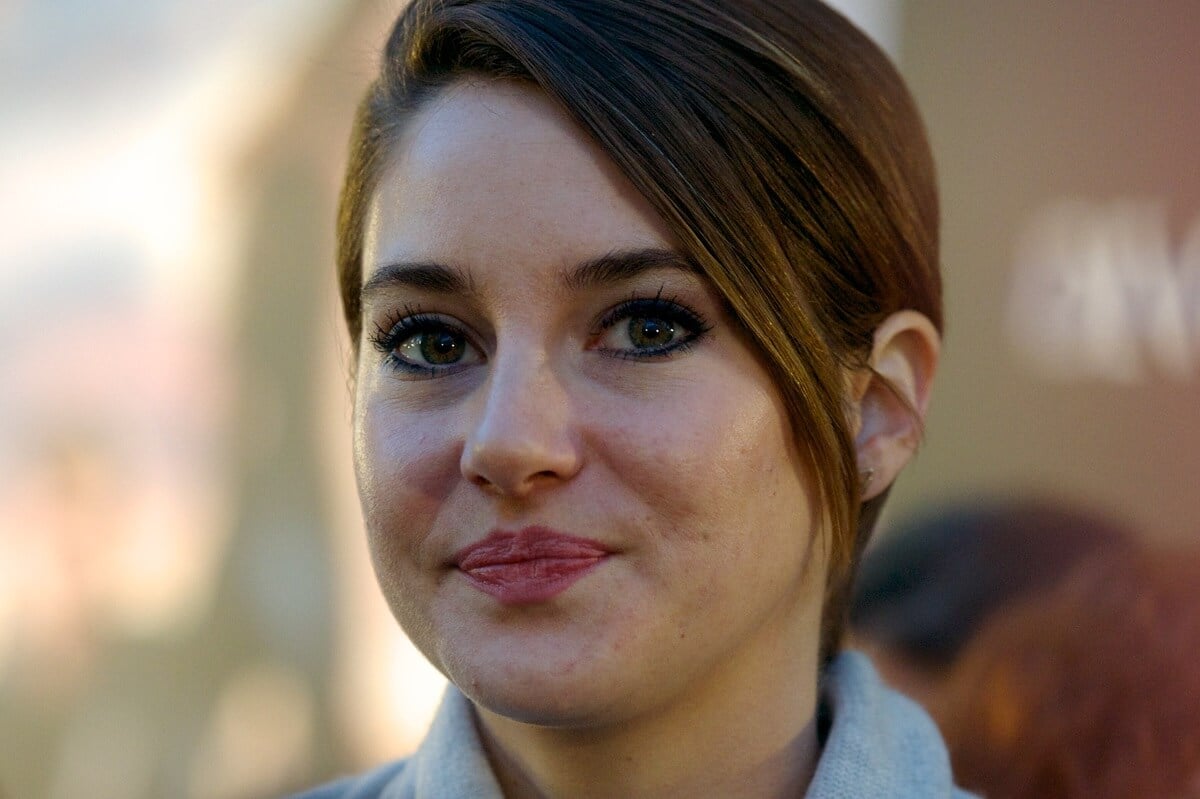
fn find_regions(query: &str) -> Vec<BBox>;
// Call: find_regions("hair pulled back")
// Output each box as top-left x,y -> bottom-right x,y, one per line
337,0 -> 941,662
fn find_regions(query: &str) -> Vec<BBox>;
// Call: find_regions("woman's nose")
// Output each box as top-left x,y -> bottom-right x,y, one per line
459,353 -> 583,499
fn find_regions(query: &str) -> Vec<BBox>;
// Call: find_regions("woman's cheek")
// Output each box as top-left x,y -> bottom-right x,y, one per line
355,402 -> 463,531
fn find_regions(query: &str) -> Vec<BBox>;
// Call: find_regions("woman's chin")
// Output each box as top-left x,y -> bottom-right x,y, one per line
444,647 -> 636,729
476,689 -> 620,729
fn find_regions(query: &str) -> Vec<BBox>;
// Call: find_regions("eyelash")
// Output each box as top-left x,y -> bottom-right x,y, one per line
369,306 -> 467,378
591,294 -> 712,360
367,294 -> 713,377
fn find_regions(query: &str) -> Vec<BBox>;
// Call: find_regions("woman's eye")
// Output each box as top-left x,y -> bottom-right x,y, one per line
370,313 -> 481,375
626,316 -> 680,349
594,298 -> 711,357
398,328 -> 469,366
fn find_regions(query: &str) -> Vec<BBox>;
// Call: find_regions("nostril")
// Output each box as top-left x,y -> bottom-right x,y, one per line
471,476 -> 505,497
461,442 -> 581,499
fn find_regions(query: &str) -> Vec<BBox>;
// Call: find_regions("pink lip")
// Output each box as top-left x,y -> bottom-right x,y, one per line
454,526 -> 611,605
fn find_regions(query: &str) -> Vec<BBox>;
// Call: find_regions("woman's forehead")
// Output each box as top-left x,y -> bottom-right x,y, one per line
363,80 -> 675,286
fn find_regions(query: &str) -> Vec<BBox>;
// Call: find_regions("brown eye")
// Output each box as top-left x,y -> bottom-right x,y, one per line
417,329 -> 467,364
592,296 -> 711,359
627,317 -> 677,349
371,313 -> 483,376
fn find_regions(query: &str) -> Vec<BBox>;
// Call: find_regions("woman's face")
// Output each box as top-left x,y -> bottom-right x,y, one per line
354,81 -> 828,728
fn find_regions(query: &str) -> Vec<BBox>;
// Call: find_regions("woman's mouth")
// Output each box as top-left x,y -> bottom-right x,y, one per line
454,526 -> 611,605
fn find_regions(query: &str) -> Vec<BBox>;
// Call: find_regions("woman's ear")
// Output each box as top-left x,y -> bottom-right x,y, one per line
851,311 -> 940,501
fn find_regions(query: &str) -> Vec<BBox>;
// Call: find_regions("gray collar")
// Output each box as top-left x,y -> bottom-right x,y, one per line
805,651 -> 976,798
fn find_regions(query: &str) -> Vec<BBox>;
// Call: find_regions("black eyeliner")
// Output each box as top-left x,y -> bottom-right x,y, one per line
369,306 -> 474,378
593,291 -> 713,359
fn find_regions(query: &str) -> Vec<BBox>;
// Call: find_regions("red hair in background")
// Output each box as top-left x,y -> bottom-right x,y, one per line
936,546 -> 1200,799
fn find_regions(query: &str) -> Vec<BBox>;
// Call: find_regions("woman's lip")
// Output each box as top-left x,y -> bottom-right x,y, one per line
455,526 -> 611,568
454,527 -> 611,605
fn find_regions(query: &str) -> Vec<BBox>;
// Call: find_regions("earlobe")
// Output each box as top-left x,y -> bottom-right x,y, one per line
853,311 -> 940,501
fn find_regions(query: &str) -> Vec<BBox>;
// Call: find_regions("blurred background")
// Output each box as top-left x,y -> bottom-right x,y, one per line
1,1 -> 1197,797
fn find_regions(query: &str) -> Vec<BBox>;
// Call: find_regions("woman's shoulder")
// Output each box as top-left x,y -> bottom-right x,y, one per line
287,759 -> 411,799
288,685 -> 502,799
813,651 -> 979,798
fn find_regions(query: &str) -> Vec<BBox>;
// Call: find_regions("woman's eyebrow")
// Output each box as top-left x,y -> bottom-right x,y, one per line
361,248 -> 698,303
361,261 -> 475,301
561,248 -> 701,290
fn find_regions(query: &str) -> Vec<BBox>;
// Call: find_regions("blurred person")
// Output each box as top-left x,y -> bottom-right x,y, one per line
850,498 -> 1134,703
297,0 -> 974,797
934,544 -> 1200,799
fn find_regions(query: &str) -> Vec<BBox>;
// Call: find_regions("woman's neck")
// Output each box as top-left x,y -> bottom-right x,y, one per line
474,656 -> 821,799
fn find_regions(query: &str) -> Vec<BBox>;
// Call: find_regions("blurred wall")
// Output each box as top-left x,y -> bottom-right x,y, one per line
888,0 -> 1200,543
0,2 -> 411,797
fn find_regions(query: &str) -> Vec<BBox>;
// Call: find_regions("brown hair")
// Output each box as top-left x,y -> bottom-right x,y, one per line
936,546 -> 1200,799
337,0 -> 941,662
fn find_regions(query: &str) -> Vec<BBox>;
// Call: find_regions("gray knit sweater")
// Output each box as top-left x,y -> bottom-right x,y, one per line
294,651 -> 976,798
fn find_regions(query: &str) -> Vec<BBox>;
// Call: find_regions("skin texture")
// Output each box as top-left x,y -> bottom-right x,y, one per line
352,80 -> 939,798
354,81 -> 826,798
